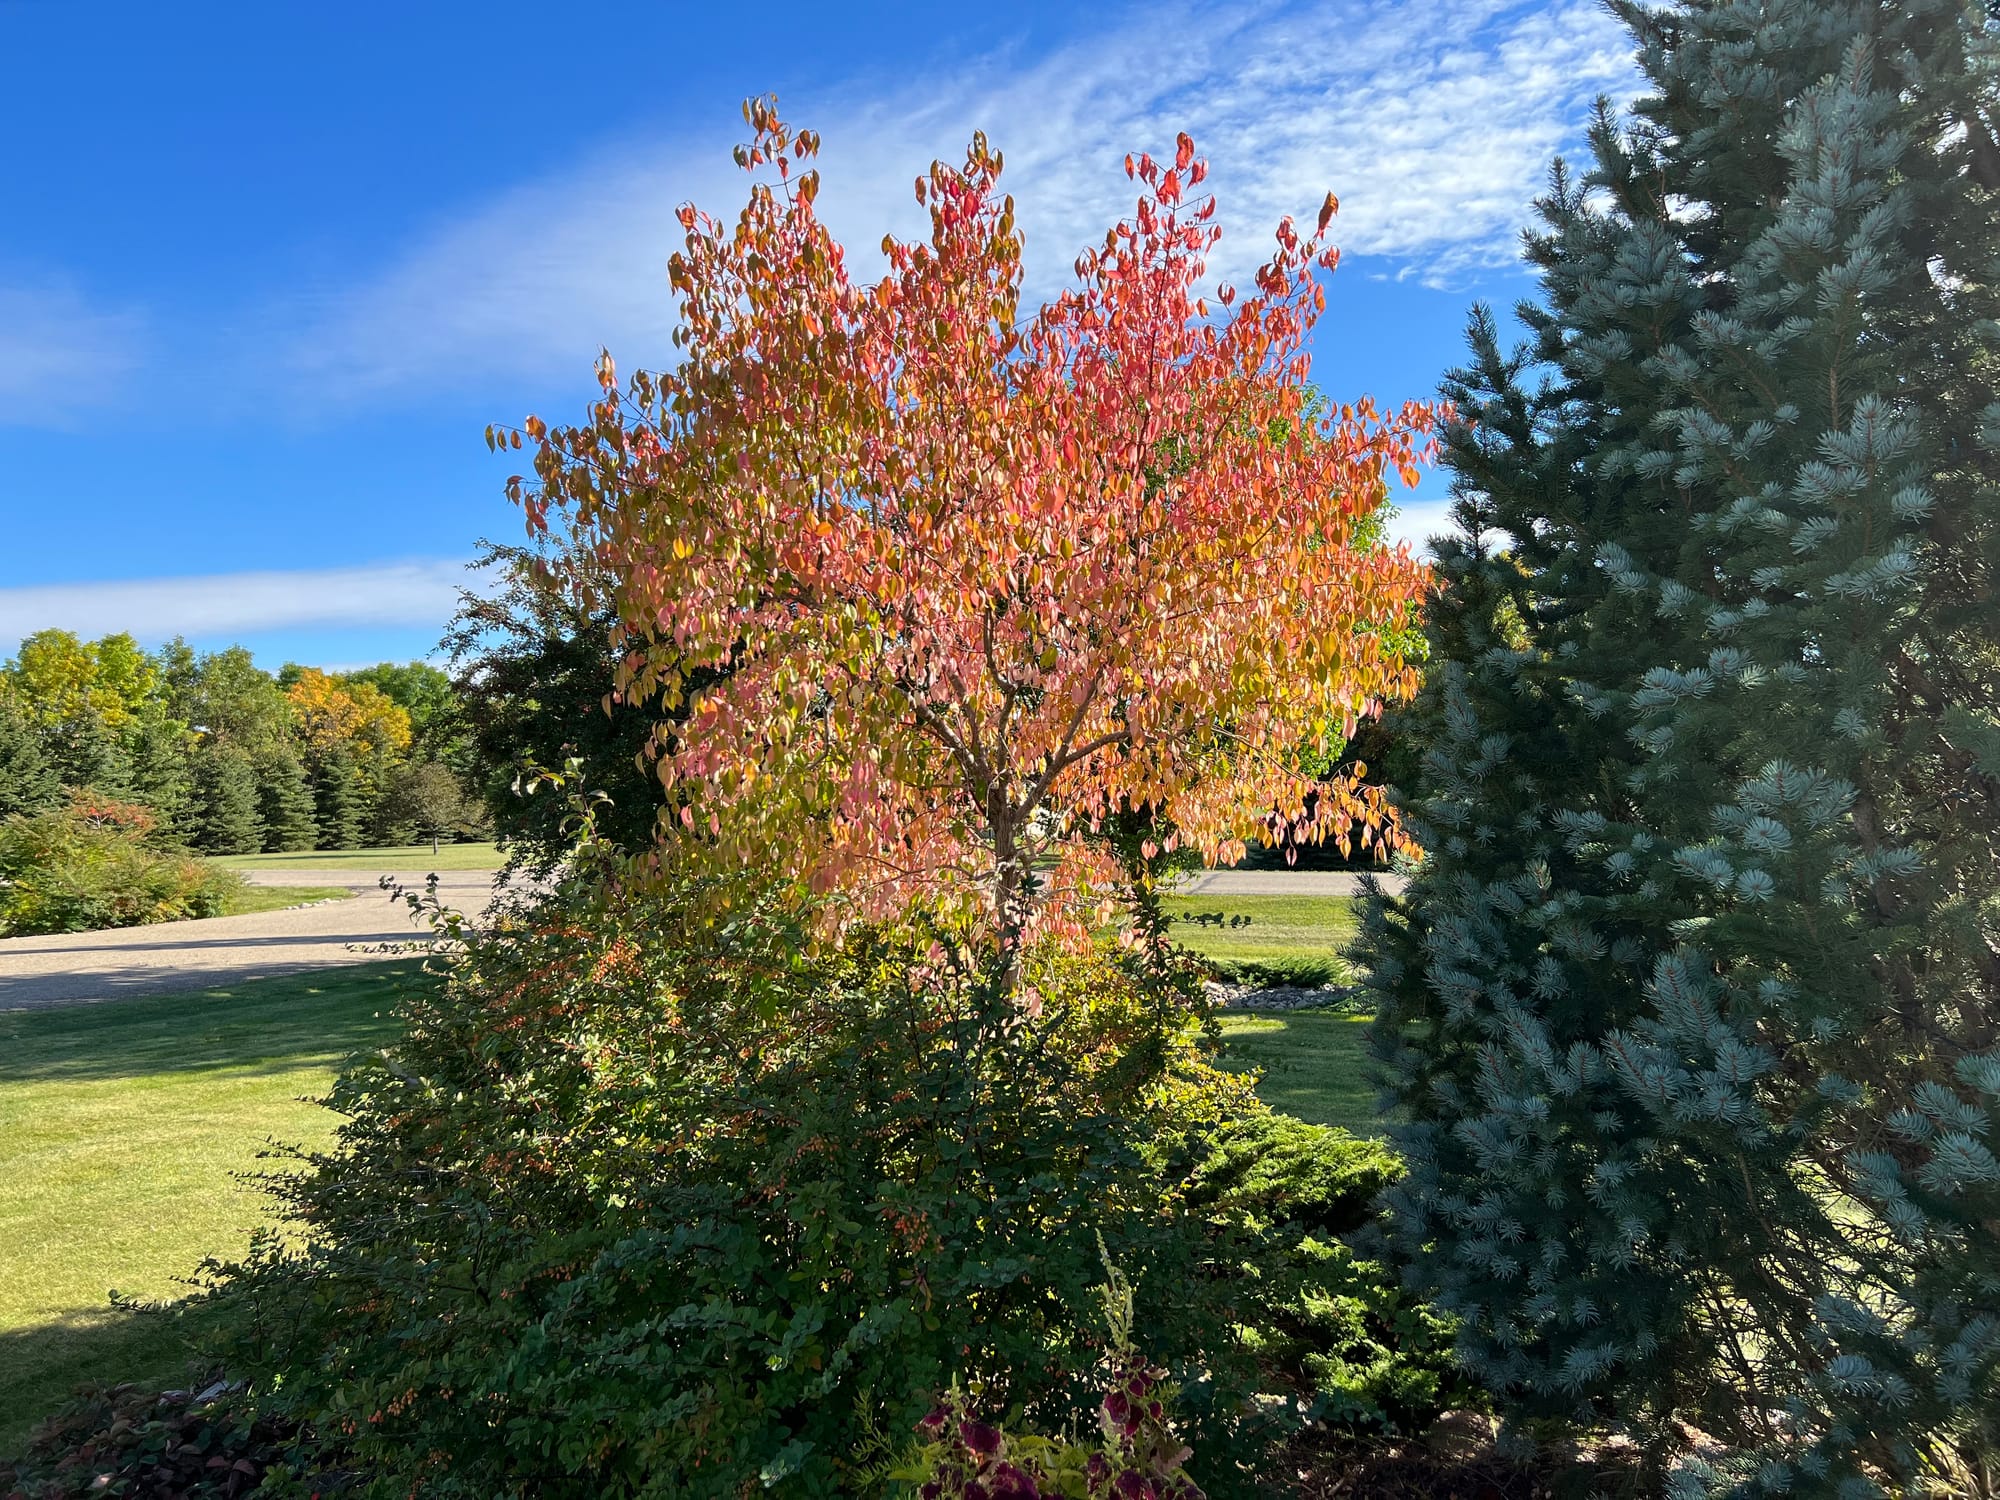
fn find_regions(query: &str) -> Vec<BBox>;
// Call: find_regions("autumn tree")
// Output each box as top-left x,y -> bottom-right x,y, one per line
514,105 -> 1435,984
286,667 -> 411,848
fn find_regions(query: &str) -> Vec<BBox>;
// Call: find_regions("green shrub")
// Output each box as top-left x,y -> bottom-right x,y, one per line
0,798 -> 242,936
1175,1113 -> 1471,1433
204,868 -> 1463,1497
1196,954 -> 1349,991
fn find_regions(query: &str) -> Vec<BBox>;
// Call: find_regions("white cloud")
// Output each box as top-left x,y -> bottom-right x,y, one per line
0,275 -> 146,428
291,0 -> 1637,400
0,560 -> 470,643
1383,495 -> 1459,556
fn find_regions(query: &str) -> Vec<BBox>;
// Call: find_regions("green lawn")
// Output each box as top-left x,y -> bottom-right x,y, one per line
1169,894 -> 1384,1136
1163,892 -> 1360,988
219,883 -> 352,916
0,962 -> 427,1452
213,841 -> 502,871
1215,1010 -> 1384,1137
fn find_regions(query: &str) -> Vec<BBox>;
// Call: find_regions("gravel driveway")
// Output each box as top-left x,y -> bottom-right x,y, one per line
2,864 -> 1401,1013
0,869 -> 504,1012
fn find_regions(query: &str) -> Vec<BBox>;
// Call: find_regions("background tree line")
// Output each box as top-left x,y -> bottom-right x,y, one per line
0,632 -> 482,855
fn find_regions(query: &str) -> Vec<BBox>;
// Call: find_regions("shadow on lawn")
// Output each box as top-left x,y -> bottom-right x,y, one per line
0,1302 -> 223,1457
0,961 -> 428,1085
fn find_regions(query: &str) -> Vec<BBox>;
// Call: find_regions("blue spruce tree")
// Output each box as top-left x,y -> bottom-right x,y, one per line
1363,3 -> 2000,1492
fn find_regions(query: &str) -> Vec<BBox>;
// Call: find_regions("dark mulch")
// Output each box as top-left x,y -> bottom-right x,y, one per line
1273,1422 -> 1652,1500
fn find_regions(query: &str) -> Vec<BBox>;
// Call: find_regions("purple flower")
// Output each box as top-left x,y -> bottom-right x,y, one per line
918,1405 -> 951,1435
1112,1473 -> 1157,1500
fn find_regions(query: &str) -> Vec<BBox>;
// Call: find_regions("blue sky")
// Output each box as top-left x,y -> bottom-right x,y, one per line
0,0 -> 1635,669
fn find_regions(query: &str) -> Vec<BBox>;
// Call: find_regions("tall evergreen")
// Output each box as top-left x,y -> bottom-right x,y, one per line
190,741 -> 265,855
256,748 -> 320,853
0,697 -> 61,818
124,704 -> 195,840
1363,2 -> 2000,1491
311,744 -> 368,850
44,709 -> 132,797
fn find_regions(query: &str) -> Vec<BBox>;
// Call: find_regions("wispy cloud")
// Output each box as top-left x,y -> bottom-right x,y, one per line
291,0 -> 1636,401
0,560 -> 470,644
0,274 -> 146,428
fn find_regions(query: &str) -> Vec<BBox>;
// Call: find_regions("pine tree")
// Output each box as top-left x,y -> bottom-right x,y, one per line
45,709 -> 132,797
311,744 -> 368,850
256,749 -> 319,852
0,697 -> 60,818
124,704 -> 194,841
1363,3 -> 2000,1491
190,741 -> 265,855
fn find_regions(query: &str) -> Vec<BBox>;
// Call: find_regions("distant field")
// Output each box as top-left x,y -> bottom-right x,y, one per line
214,841 -> 502,871
1163,892 -> 1360,988
0,962 -> 427,1452
219,883 -> 351,915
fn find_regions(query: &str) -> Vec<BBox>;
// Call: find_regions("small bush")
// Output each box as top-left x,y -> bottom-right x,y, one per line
0,799 -> 242,936
1198,954 -> 1350,991
1176,1114 -> 1473,1432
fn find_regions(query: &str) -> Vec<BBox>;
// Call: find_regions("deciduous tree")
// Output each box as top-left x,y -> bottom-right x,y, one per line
514,106 -> 1435,981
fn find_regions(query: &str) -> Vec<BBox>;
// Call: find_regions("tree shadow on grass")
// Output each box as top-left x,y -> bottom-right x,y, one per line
0,961 -> 432,1085
1216,1011 -> 1390,1138
0,1300 -> 227,1458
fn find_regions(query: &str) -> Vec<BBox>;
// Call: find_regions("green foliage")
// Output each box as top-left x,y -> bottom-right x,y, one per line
0,696 -> 60,819
254,749 -> 319,853
0,799 -> 242,936
309,744 -> 368,850
338,660 -> 465,766
1365,3 -> 2000,1491
188,742 -> 265,855
204,861 -> 1452,1498
1175,1114 -> 1470,1432
377,760 -> 478,852
162,643 -> 294,759
442,540 -> 672,869
3,632 -> 480,854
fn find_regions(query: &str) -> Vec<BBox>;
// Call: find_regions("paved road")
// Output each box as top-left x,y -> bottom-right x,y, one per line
1174,869 -> 1406,897
0,869 -> 503,1013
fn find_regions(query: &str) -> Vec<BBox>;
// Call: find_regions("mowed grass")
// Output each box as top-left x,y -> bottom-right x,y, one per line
219,883 -> 352,916
213,841 -> 502,871
1215,1011 -> 1384,1137
0,962 -> 427,1452
1163,892 -> 1360,988
1170,894 -> 1386,1137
